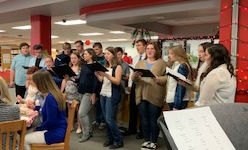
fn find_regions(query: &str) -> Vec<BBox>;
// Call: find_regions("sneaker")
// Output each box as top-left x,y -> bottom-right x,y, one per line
109,142 -> 124,149
119,127 -> 127,133
103,140 -> 113,147
147,143 -> 157,150
99,123 -> 106,129
92,121 -> 99,126
76,128 -> 82,134
141,141 -> 150,150
79,133 -> 92,142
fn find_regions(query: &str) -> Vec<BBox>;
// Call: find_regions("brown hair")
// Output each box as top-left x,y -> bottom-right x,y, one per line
169,45 -> 193,80
19,42 -> 29,49
105,47 -> 119,68
32,70 -> 65,110
145,42 -> 161,60
45,55 -> 54,61
26,66 -> 40,75
62,42 -> 71,50
69,51 -> 83,67
33,44 -> 43,50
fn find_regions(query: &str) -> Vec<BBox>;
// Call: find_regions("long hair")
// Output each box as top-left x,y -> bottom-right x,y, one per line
104,47 -> 119,68
69,51 -> 83,67
145,42 -> 161,60
201,44 -> 235,80
0,77 -> 12,105
169,45 -> 194,80
85,48 -> 97,61
32,70 -> 65,110
196,42 -> 213,70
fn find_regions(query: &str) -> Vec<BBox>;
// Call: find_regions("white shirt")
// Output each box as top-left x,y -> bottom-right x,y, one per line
128,53 -> 146,87
195,61 -> 208,88
100,68 -> 113,97
195,64 -> 236,106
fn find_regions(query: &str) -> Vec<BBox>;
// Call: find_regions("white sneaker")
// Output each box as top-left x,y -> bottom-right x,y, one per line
92,121 -> 99,126
147,143 -> 157,150
141,141 -> 150,150
99,123 -> 106,129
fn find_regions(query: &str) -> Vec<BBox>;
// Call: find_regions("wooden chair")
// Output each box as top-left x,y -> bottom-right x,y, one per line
30,100 -> 78,150
0,120 -> 27,150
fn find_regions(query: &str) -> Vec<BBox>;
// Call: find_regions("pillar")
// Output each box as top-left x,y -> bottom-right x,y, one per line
31,15 -> 51,55
219,0 -> 248,102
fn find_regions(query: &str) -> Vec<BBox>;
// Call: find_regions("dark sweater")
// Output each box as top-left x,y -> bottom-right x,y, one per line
36,94 -> 67,145
76,64 -> 100,94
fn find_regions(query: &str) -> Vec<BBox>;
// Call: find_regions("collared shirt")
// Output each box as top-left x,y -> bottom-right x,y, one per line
11,53 -> 33,86
28,56 -> 46,68
128,53 -> 146,87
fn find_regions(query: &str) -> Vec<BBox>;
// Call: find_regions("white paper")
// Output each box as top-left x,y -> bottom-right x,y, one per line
163,107 -> 235,150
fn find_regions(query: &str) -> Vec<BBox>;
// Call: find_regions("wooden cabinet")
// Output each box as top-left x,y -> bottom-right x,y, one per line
0,46 -> 20,69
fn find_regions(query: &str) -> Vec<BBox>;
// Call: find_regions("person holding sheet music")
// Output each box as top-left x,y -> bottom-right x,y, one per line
132,42 -> 167,150
54,42 -> 72,67
95,47 -> 124,149
28,44 -> 46,68
165,45 -> 193,111
70,48 -> 100,142
195,44 -> 236,106
60,51 -> 82,134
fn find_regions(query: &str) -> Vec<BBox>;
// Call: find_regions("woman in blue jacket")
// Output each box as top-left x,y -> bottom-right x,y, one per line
24,70 -> 67,150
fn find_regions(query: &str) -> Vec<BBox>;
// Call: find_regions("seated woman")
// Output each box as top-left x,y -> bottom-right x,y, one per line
0,76 -> 20,150
24,70 -> 67,150
17,66 -> 44,111
195,44 -> 236,106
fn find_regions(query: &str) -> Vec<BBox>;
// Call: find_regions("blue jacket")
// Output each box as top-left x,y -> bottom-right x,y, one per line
54,52 -> 71,67
36,93 -> 67,145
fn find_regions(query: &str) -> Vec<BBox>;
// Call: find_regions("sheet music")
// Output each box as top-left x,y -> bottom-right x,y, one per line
163,107 -> 235,150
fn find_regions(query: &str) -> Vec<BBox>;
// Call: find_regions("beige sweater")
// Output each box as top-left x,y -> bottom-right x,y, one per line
132,59 -> 167,107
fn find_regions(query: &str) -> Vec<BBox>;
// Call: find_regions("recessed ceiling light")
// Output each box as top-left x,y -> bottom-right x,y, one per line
108,39 -> 128,41
79,33 -> 104,36
51,35 -> 59,38
0,30 -> 5,32
109,31 -> 125,34
58,41 -> 75,44
12,25 -> 31,30
54,19 -> 86,25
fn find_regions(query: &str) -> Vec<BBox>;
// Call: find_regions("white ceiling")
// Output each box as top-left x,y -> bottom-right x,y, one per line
0,0 -> 221,46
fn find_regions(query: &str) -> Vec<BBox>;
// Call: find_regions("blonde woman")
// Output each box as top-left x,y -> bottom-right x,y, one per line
165,45 -> 193,110
24,70 -> 67,150
0,76 -> 20,150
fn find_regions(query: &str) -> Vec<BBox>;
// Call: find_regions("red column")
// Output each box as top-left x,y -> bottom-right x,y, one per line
31,15 -> 51,55
236,0 -> 248,102
219,0 -> 248,102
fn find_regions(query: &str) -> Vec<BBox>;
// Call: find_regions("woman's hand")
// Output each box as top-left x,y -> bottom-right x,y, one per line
153,76 -> 159,83
17,95 -> 24,104
90,94 -> 96,105
133,71 -> 143,78
63,74 -> 70,80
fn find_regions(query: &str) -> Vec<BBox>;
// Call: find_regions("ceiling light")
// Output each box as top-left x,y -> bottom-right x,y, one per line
12,25 -> 31,30
51,35 -> 59,38
151,36 -> 159,40
54,19 -> 86,25
0,30 -> 5,32
79,33 -> 104,36
58,41 -> 74,44
109,31 -> 125,34
108,39 -> 128,41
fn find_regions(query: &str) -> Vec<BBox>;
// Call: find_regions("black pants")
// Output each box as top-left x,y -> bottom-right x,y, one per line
15,84 -> 26,98
128,83 -> 142,134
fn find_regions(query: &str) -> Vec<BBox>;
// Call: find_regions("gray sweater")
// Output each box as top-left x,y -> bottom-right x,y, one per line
0,101 -> 20,150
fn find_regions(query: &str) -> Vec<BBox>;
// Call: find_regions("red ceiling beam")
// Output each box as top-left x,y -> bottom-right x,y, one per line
80,0 -> 195,15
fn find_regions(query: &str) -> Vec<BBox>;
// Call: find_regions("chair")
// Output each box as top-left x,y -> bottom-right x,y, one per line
158,103 -> 248,150
30,100 -> 78,150
0,120 -> 27,150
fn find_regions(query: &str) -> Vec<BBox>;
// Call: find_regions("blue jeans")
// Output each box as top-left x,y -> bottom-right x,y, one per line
100,95 -> 123,144
138,100 -> 162,143
94,97 -> 105,124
